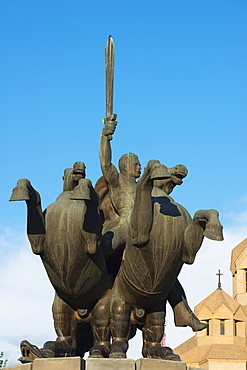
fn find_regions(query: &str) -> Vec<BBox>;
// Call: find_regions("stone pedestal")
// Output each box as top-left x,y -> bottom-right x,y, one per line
136,358 -> 186,369
33,357 -> 84,369
86,358 -> 135,369
5,358 -> 84,370
5,358 -> 201,369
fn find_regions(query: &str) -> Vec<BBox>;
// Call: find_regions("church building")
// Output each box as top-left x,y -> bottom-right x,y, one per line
174,238 -> 247,369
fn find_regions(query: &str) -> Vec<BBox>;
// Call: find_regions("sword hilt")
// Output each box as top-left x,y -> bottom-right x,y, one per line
102,114 -> 117,140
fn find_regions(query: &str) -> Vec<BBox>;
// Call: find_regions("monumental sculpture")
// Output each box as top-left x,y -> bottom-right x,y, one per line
9,36 -> 223,363
10,163 -> 112,359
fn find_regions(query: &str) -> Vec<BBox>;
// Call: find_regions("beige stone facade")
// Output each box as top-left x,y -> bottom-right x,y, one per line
174,238 -> 247,369
231,238 -> 247,307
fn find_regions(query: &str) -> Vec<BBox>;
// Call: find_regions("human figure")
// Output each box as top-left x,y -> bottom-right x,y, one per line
98,115 -> 207,332
99,115 -> 141,258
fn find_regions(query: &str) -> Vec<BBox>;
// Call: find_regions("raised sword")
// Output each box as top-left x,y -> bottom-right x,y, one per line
104,35 -> 117,139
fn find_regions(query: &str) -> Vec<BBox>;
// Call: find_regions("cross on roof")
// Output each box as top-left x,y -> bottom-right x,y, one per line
216,269 -> 223,290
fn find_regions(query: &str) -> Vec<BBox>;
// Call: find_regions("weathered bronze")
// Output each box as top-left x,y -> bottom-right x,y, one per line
9,36 -> 224,362
105,36 -> 115,119
10,163 -> 112,361
94,116 -> 223,359
108,156 -> 223,359
98,117 -> 208,323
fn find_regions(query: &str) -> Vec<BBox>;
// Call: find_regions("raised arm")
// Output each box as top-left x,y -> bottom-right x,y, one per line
99,114 -> 118,183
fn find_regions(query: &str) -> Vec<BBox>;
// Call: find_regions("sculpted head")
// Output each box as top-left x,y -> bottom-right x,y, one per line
62,162 -> 86,191
118,153 -> 141,180
154,164 -> 188,195
73,162 -> 86,180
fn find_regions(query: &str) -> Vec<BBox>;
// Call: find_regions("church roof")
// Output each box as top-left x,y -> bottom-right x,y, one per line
200,344 -> 247,361
178,344 -> 247,364
230,238 -> 247,275
195,288 -> 240,316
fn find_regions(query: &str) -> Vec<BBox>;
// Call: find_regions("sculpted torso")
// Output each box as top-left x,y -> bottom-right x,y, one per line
108,170 -> 136,219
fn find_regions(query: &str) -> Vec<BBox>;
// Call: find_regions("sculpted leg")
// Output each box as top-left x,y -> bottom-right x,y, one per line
43,293 -> 77,356
168,280 -> 207,331
53,293 -> 77,342
142,309 -> 164,357
9,179 -> 45,255
24,294 -> 77,359
101,221 -> 127,259
183,209 -> 223,264
194,209 -> 223,241
109,297 -> 132,358
19,294 -> 78,363
142,309 -> 180,361
89,289 -> 112,358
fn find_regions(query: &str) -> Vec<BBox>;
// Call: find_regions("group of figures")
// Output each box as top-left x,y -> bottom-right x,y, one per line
10,115 -> 224,363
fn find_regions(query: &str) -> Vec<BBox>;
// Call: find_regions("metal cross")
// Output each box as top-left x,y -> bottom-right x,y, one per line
216,269 -> 223,289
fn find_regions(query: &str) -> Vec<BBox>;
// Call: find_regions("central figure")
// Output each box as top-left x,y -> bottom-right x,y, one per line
97,114 -> 206,337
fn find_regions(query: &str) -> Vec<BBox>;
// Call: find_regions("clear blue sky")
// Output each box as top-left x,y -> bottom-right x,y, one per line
0,0 -> 246,365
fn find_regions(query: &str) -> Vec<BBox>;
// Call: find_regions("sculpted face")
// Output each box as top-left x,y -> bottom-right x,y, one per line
119,153 -> 141,180
124,155 -> 141,179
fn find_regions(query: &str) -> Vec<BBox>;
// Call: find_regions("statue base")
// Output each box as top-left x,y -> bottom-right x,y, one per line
5,357 -> 200,369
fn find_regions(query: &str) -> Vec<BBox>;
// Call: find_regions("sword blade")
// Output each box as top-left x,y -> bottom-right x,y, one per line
105,35 -> 114,117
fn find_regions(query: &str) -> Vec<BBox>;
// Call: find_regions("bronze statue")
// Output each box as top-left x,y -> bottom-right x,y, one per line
9,36 -> 224,363
108,158 -> 223,359
10,163 -> 112,361
98,115 -> 208,331
99,36 -> 209,336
